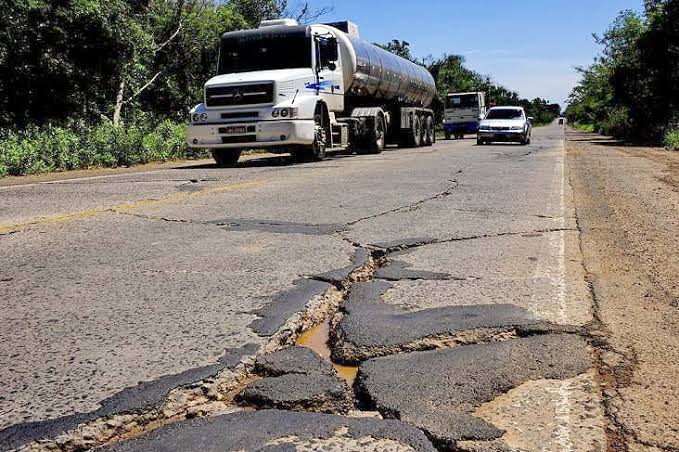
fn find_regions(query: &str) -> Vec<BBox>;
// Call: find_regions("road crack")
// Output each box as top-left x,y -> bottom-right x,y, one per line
345,177 -> 461,228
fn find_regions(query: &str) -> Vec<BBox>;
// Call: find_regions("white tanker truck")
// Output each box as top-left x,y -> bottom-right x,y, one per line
187,19 -> 437,165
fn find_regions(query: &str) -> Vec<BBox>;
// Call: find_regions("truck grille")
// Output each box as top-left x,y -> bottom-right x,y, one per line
206,83 -> 274,107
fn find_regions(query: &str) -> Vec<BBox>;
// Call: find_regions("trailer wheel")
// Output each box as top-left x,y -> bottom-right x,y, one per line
211,150 -> 241,167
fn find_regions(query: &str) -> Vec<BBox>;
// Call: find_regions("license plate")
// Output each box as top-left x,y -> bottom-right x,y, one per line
220,126 -> 247,134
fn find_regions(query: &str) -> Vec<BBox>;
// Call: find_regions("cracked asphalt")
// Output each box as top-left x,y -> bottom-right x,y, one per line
1,125 -> 612,451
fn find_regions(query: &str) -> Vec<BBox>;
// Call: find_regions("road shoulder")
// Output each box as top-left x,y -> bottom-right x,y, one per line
567,129 -> 679,450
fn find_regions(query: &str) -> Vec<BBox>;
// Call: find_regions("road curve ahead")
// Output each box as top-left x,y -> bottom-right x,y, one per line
0,125 -> 606,451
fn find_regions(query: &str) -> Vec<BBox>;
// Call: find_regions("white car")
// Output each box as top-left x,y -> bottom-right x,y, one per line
477,107 -> 533,145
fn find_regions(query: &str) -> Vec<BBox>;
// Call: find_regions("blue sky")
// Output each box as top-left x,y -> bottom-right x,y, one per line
314,0 -> 643,107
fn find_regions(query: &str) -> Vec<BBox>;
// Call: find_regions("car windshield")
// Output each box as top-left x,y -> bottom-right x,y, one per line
447,94 -> 478,109
218,34 -> 312,74
486,109 -> 523,120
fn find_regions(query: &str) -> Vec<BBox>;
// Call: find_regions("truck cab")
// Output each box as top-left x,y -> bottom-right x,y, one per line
443,92 -> 487,139
187,19 -> 341,165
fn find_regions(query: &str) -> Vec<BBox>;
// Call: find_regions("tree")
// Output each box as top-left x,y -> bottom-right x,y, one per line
376,40 -> 413,61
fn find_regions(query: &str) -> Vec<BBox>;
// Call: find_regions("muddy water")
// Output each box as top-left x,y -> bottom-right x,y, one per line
296,320 -> 359,386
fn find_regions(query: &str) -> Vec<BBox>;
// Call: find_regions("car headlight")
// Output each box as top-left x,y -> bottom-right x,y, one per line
511,126 -> 523,130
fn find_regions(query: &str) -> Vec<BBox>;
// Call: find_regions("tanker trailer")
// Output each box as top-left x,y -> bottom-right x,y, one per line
187,19 -> 437,165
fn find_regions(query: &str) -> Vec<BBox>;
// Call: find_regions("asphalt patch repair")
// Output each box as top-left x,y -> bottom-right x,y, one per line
331,281 -> 576,363
355,334 -> 592,448
236,346 -> 352,414
104,409 -> 437,452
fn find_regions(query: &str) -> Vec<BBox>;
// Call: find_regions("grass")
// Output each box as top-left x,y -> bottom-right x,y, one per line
664,129 -> 679,151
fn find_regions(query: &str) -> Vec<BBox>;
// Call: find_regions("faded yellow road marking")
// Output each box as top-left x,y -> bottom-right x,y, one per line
0,180 -> 262,235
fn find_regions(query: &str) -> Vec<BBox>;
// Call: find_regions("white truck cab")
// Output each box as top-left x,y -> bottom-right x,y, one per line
188,19 -> 436,166
443,92 -> 487,140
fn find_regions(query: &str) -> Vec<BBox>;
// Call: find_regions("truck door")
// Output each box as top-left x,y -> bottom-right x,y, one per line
314,34 -> 344,112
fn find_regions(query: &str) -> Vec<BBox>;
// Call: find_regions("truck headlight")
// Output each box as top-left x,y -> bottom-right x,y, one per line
511,126 -> 523,131
271,108 -> 298,119
192,112 -> 208,124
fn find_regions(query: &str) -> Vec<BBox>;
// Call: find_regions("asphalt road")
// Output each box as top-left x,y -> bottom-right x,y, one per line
0,125 -> 608,451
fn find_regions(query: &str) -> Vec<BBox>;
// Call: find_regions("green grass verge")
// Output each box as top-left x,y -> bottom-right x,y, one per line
0,121 -> 208,178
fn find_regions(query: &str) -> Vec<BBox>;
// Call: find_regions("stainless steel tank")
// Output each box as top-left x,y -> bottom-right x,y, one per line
329,26 -> 436,108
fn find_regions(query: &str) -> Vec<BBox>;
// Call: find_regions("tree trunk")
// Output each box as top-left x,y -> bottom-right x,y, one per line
113,79 -> 125,127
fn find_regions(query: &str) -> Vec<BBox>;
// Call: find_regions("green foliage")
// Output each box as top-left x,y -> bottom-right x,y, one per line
0,121 -> 204,177
664,130 -> 679,150
566,1 -> 679,141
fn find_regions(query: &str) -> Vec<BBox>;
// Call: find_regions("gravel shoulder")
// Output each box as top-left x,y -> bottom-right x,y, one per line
567,129 -> 679,450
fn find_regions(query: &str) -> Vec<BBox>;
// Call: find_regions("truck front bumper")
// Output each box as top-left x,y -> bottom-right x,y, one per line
187,120 -> 315,149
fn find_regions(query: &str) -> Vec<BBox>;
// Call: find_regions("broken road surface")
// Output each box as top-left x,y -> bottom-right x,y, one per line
2,124 -> 665,451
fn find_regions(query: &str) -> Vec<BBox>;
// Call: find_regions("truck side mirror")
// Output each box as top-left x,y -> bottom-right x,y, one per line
326,37 -> 339,62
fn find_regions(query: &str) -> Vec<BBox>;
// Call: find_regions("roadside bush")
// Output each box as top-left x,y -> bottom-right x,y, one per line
600,107 -> 632,138
574,123 -> 595,133
0,120 -> 201,177
664,129 -> 679,151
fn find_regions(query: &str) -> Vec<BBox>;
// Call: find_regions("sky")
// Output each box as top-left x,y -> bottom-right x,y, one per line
313,0 -> 644,107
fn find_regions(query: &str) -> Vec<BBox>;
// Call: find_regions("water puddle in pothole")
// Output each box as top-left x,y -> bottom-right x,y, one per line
296,320 -> 359,387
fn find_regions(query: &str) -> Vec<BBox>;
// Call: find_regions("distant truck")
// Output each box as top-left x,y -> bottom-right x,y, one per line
443,92 -> 487,139
187,19 -> 437,166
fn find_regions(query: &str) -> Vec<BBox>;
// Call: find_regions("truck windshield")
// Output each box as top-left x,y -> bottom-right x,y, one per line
486,109 -> 523,119
218,35 -> 312,74
447,94 -> 478,109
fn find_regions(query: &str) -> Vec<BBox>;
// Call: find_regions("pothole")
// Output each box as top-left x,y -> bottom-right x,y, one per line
296,319 -> 359,387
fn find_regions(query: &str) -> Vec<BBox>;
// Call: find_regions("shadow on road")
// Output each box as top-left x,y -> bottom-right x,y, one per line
173,147 -> 406,170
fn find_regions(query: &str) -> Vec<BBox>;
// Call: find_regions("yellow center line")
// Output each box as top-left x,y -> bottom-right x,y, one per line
0,180 -> 263,235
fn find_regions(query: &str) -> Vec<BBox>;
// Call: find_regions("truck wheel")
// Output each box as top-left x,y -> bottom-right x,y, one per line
363,115 -> 386,154
311,112 -> 327,159
424,116 -> 434,146
211,150 -> 241,167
